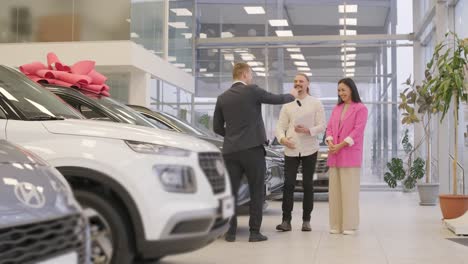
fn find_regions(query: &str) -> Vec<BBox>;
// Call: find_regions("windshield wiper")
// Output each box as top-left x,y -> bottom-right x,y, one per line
28,115 -> 65,121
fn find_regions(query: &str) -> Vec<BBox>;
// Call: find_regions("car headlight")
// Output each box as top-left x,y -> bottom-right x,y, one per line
154,165 -> 196,193
125,140 -> 191,157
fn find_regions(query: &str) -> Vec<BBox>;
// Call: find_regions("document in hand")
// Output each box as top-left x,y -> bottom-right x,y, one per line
294,111 -> 315,127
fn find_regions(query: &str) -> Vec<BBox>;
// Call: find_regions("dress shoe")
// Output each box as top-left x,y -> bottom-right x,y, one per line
329,229 -> 341,234
301,221 -> 311,232
249,232 -> 268,242
224,233 -> 236,242
275,221 -> 291,231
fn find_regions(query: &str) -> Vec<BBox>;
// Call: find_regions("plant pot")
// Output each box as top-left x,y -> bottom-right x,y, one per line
417,183 -> 439,206
439,194 -> 468,219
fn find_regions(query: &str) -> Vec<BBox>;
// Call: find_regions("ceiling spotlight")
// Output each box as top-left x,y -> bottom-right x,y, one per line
244,6 -> 266,14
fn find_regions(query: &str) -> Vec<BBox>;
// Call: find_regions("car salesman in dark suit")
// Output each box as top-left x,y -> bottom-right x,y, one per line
213,62 -> 298,242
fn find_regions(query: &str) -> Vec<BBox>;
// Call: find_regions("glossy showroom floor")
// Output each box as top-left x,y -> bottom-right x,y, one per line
159,192 -> 467,264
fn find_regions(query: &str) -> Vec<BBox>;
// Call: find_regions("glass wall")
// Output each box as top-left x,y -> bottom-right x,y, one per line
0,0 -> 130,43
130,0 -> 165,56
455,0 -> 468,194
169,0 -> 195,73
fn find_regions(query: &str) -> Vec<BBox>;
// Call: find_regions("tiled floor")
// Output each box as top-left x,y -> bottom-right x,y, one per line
161,192 -> 468,264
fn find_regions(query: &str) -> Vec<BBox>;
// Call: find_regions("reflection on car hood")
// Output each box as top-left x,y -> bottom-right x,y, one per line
196,136 -> 282,158
0,142 -> 80,228
42,119 -> 219,153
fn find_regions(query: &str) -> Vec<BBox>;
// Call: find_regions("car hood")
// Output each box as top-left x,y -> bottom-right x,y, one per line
42,119 -> 219,153
196,136 -> 281,158
0,161 -> 80,229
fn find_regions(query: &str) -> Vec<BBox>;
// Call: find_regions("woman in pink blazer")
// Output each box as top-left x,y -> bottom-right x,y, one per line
325,78 -> 368,235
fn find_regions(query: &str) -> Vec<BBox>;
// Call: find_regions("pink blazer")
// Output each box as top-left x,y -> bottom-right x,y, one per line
326,102 -> 368,167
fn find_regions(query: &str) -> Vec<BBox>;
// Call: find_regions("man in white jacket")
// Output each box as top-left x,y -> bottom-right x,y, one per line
275,73 -> 326,232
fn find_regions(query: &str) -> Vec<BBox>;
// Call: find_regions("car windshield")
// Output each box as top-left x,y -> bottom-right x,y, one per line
157,112 -> 210,137
87,95 -> 158,128
0,66 -> 84,120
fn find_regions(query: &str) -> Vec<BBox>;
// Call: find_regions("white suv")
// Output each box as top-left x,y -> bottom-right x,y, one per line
0,65 -> 233,263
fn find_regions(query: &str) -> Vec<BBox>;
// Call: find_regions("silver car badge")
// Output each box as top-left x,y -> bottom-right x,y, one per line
14,182 -> 46,208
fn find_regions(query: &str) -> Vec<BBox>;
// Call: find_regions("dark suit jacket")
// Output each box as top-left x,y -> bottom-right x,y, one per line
213,82 -> 295,154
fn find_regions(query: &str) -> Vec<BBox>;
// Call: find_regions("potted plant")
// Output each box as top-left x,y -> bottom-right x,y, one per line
399,76 -> 439,205
384,129 -> 425,192
424,32 -> 468,219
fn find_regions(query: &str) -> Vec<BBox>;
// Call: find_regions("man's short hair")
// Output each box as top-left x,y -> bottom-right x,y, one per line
233,62 -> 251,79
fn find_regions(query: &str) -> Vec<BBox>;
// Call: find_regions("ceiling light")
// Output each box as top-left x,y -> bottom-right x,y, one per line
341,54 -> 357,60
269,19 -> 289,27
241,54 -> 255,61
287,48 -> 301,52
252,67 -> 266,72
244,6 -> 266,14
341,47 -> 356,52
304,72 -> 312,76
200,33 -> 207,38
173,63 -> 185,68
290,54 -> 305,60
256,72 -> 266,77
170,8 -> 193,16
181,33 -> 192,39
340,29 -> 357,36
224,54 -> 234,61
247,61 -> 261,66
342,61 -> 356,67
199,68 -> 207,72
294,61 -> 308,66
168,56 -> 177,62
344,68 -> 355,73
339,18 -> 357,26
221,32 -> 234,38
342,42 -> 357,46
235,49 -> 249,53
168,22 -> 188,29
298,67 -> 311,71
346,73 -> 355,77
276,30 -> 294,37
183,68 -> 192,73
338,4 -> 358,13
204,73 -> 214,77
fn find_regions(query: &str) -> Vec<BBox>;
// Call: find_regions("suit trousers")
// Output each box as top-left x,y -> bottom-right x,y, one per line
282,152 -> 318,222
223,145 -> 266,233
328,167 -> 361,231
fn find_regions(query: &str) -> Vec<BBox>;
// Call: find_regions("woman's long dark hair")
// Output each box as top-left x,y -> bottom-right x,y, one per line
337,78 -> 362,104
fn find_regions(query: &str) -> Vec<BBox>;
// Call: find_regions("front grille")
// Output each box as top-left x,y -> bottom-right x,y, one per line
0,214 -> 87,264
316,158 -> 329,173
171,218 -> 213,234
199,152 -> 226,194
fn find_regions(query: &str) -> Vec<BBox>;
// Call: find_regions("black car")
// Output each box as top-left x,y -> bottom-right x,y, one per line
269,135 -> 329,193
43,85 -> 284,206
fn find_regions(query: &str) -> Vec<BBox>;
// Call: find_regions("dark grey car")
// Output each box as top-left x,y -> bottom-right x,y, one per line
0,140 -> 89,264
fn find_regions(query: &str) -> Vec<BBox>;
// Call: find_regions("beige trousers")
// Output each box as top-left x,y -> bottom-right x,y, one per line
329,167 -> 361,231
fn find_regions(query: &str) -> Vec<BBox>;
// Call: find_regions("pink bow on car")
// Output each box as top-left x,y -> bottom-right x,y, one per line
19,52 -> 110,97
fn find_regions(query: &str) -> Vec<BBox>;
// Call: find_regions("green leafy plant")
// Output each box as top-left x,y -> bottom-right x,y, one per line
384,129 -> 425,190
421,32 -> 468,195
399,75 -> 438,184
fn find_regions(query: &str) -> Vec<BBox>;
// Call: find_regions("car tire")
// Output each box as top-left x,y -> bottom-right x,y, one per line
74,189 -> 135,264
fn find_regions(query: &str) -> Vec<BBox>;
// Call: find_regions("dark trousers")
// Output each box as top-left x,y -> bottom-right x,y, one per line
223,146 -> 266,233
282,152 -> 318,222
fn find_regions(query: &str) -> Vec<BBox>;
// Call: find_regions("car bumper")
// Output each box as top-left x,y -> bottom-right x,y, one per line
138,196 -> 233,259
138,216 -> 229,259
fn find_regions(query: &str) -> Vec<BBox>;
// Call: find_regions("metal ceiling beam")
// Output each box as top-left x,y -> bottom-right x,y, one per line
196,34 -> 414,47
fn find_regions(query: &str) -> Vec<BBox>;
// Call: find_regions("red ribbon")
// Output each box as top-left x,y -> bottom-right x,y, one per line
19,52 -> 110,97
